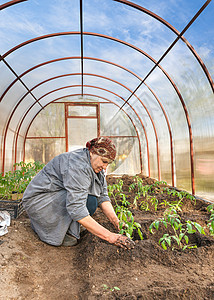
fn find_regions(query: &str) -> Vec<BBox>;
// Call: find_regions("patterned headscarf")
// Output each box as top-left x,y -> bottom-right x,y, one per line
86,137 -> 116,162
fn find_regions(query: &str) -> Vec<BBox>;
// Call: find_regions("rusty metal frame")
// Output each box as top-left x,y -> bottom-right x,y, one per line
0,0 -> 27,11
2,57 -> 175,184
1,71 -> 149,176
0,32 -> 189,184
114,0 -> 214,94
0,0 -> 212,194
80,0 -> 84,96
21,95 -> 143,173
10,79 -> 160,177
65,102 -> 100,152
15,91 -> 147,176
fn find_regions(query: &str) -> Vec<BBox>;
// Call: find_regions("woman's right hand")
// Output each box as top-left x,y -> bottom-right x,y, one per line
108,233 -> 135,249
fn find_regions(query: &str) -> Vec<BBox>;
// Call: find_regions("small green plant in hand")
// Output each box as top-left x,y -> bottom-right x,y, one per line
207,204 -> 214,236
149,208 -> 206,250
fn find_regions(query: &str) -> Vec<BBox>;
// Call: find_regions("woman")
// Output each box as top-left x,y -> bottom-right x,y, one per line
22,137 -> 134,249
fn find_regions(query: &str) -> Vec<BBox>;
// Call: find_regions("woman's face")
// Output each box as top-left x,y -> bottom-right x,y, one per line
90,152 -> 111,173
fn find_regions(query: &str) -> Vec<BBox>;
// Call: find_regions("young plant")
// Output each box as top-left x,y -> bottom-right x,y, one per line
149,208 -> 206,250
108,181 -> 143,240
152,180 -> 167,188
160,198 -> 183,212
140,195 -> 159,212
116,206 -> 143,240
207,204 -> 214,237
108,179 -> 124,204
0,161 -> 44,200
129,176 -> 153,209
161,188 -> 196,212
102,284 -> 120,292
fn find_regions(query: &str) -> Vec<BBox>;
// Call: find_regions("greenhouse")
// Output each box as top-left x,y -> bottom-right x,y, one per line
0,1 -> 214,299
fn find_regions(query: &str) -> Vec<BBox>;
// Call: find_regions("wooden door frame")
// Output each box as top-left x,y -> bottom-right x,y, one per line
64,102 -> 100,152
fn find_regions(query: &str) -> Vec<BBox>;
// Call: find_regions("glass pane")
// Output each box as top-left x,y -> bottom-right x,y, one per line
28,103 -> 65,137
67,118 -> 97,152
100,103 -> 136,137
25,138 -> 66,165
68,105 -> 97,117
108,137 -> 141,175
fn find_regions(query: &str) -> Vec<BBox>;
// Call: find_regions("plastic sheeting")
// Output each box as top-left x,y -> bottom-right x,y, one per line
0,0 -> 214,201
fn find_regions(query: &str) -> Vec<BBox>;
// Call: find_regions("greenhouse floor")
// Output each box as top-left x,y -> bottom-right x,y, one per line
0,175 -> 214,300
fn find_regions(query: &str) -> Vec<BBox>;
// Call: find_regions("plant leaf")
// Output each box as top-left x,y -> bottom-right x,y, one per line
161,241 -> 167,250
138,228 -> 144,240
184,235 -> 189,244
194,222 -> 206,235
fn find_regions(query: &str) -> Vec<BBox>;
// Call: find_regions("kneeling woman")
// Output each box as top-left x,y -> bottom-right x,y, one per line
22,137 -> 134,249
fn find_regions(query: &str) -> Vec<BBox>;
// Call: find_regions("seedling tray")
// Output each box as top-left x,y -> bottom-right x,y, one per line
0,199 -> 24,219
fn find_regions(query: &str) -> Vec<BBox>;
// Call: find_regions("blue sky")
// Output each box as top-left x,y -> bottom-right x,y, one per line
0,0 -> 213,131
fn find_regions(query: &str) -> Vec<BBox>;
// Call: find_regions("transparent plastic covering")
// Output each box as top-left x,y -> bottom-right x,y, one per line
0,0 -> 214,202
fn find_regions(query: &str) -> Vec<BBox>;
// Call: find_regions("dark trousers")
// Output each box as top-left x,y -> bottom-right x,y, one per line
86,195 -> 98,216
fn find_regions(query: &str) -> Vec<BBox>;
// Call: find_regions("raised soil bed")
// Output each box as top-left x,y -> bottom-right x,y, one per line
0,174 -> 214,299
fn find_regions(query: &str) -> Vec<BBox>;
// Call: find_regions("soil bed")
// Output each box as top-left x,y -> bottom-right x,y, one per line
0,174 -> 214,299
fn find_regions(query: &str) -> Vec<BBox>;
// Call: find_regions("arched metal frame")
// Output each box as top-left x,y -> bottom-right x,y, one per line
0,0 -> 213,195
0,0 -> 27,11
10,74 -> 161,177
21,94 -> 143,173
1,32 -> 193,189
2,57 -> 174,183
13,84 -> 149,171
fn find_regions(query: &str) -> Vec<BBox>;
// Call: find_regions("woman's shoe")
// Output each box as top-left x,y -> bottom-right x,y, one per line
62,233 -> 78,246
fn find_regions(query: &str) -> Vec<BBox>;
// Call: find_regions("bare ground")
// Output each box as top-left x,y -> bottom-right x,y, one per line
0,174 -> 214,300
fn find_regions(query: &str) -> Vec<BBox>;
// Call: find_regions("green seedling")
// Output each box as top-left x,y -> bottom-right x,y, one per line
108,182 -> 143,240
153,180 -> 167,188
0,161 -> 44,200
149,208 -> 206,250
129,176 -> 154,209
161,188 -> 196,212
160,198 -> 183,212
140,195 -> 159,212
113,192 -> 143,240
207,204 -> 214,236
116,207 -> 143,240
102,284 -> 120,292
129,176 -> 152,196
162,188 -> 196,204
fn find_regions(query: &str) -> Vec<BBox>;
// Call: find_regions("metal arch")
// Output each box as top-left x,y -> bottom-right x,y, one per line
0,33 -> 195,153
0,32 -> 193,186
1,0 -> 212,93
17,93 -> 145,174
23,74 -> 162,180
144,82 -> 175,186
0,1 -> 211,194
13,87 -> 149,174
114,0 -> 214,94
80,0 -> 84,96
0,56 -> 143,102
1,57 -> 174,184
0,0 -> 27,11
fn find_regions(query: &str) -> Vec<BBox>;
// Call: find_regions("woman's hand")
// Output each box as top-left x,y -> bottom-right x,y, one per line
108,233 -> 135,249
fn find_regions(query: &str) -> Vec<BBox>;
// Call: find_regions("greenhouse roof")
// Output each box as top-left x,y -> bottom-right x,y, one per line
0,0 -> 214,201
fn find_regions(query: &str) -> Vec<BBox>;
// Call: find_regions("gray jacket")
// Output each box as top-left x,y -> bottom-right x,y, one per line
22,148 -> 110,245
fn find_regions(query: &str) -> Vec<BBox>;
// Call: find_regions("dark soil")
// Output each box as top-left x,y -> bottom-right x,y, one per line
0,174 -> 214,299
